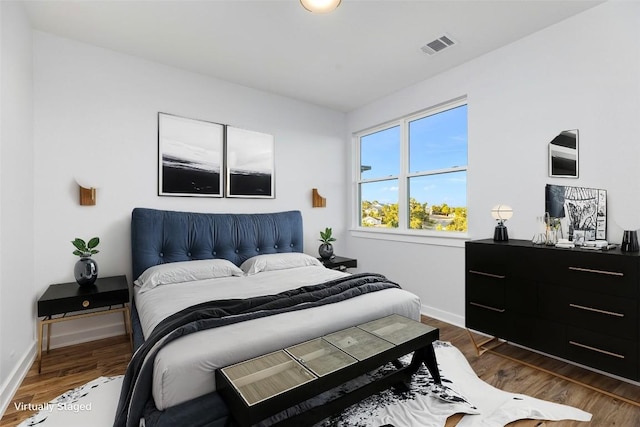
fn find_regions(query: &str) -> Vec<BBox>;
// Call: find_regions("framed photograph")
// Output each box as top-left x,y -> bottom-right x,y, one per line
545,184 -> 607,242
548,129 -> 579,178
158,113 -> 224,197
226,126 -> 275,198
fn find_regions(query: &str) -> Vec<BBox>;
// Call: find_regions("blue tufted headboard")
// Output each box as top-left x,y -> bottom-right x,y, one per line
131,208 -> 304,280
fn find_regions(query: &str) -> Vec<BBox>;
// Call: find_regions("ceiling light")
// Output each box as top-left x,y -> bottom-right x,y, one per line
300,0 -> 341,14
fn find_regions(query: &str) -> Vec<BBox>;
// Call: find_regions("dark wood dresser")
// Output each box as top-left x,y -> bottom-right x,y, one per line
466,239 -> 639,381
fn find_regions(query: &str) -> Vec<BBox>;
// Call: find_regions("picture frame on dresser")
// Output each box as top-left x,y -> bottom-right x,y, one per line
545,184 -> 607,242
158,112 -> 225,198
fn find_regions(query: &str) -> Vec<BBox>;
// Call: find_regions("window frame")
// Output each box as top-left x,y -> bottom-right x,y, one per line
352,97 -> 468,244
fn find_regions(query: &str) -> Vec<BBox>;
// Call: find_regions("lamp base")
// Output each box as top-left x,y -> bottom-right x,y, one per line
494,224 -> 509,242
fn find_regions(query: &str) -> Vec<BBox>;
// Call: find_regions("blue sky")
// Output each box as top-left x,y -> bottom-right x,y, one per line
360,105 -> 467,207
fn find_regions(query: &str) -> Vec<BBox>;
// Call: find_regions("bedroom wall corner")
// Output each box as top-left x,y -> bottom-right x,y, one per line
0,0 -> 36,417
32,31 -> 349,347
345,1 -> 640,326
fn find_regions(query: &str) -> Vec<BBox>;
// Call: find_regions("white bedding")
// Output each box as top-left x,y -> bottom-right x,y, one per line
134,265 -> 421,410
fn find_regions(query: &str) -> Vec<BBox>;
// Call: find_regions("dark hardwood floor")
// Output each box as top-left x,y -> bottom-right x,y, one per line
0,335 -> 131,427
2,316 -> 639,426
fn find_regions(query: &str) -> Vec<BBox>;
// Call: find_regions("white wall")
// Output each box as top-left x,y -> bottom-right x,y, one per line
0,0 -> 35,413
32,32 -> 347,346
346,1 -> 640,326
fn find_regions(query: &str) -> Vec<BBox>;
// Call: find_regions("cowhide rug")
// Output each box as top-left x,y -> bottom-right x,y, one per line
17,341 -> 591,427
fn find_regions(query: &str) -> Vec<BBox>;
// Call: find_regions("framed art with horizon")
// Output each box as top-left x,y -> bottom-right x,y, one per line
158,113 -> 224,197
225,126 -> 275,198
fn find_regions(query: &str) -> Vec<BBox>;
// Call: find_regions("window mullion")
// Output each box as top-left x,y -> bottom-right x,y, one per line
353,135 -> 361,228
397,119 -> 409,230
407,165 -> 468,179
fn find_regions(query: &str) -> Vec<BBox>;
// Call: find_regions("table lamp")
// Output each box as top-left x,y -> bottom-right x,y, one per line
491,205 -> 513,242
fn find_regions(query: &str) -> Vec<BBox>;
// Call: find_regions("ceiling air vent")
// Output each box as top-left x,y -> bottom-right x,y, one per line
420,35 -> 456,55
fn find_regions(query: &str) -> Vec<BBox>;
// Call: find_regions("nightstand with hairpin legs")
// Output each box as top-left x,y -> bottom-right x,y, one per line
36,275 -> 131,373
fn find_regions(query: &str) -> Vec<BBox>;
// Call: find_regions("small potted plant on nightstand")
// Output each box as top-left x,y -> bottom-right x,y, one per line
72,237 -> 100,286
318,227 -> 336,259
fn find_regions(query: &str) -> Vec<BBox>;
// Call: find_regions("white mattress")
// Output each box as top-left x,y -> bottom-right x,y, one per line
134,266 -> 421,410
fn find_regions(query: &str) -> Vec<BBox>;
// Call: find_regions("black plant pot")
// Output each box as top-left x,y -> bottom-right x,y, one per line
318,243 -> 334,260
74,256 -> 98,286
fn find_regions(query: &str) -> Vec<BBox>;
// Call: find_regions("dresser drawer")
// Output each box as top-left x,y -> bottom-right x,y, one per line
37,275 -> 130,317
466,301 -> 509,338
465,242 -> 510,276
38,290 -> 128,316
566,326 -> 638,380
539,285 -> 637,341
547,251 -> 638,298
510,316 -> 566,356
566,290 -> 637,341
466,270 -> 506,309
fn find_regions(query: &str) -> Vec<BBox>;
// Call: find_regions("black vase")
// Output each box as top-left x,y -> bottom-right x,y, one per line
74,256 -> 98,286
318,243 -> 334,260
621,230 -> 639,252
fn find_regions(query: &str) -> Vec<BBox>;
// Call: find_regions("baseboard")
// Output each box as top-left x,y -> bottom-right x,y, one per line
0,341 -> 36,419
0,320 -> 126,419
420,304 -> 465,329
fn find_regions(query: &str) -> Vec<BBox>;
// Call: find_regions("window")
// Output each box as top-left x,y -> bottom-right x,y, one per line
356,98 -> 467,234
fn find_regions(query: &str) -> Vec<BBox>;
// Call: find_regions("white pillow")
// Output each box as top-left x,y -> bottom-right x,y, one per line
240,253 -> 323,276
135,259 -> 244,293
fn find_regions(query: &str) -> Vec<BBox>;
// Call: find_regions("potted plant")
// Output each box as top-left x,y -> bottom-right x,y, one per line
318,227 -> 336,259
72,237 -> 100,286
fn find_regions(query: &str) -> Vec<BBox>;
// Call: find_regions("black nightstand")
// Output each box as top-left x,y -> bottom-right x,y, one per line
318,255 -> 358,271
36,275 -> 131,373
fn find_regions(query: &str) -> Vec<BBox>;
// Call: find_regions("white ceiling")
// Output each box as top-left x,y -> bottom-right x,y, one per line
23,0 -> 604,112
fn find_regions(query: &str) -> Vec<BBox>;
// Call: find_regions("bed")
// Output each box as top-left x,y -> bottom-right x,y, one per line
116,207 -> 421,427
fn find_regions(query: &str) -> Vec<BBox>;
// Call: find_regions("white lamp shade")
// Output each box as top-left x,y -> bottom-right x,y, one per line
74,176 -> 101,190
491,205 -> 513,221
300,0 -> 341,13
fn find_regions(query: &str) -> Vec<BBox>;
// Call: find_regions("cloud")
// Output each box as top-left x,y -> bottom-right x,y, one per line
381,186 -> 399,192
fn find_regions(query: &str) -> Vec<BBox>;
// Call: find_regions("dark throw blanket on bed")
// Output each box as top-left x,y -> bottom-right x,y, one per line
114,273 -> 401,427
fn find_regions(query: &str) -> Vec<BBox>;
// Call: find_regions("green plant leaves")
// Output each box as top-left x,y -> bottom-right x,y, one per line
88,237 -> 100,249
72,237 -> 100,256
72,238 -> 86,250
319,227 -> 336,243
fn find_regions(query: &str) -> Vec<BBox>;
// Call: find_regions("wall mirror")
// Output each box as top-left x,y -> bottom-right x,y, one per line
549,129 -> 578,178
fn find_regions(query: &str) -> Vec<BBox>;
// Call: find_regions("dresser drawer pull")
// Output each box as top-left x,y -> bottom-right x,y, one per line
569,303 -> 625,318
569,341 -> 625,359
568,266 -> 624,277
468,270 -> 506,279
470,302 -> 506,313
82,300 -> 90,308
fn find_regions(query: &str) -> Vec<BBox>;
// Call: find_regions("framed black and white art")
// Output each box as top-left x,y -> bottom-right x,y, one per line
158,113 -> 224,197
225,126 -> 275,198
545,184 -> 607,242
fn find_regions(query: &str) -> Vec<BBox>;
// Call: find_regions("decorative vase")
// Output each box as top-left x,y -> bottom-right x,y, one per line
74,255 -> 98,286
621,230 -> 639,252
318,243 -> 334,260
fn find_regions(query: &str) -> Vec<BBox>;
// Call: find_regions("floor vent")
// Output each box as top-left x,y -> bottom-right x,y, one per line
421,35 -> 456,55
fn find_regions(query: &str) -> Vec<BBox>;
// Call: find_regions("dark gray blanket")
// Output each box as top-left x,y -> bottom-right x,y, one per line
114,273 -> 401,427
